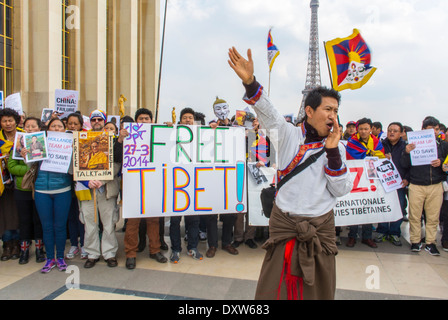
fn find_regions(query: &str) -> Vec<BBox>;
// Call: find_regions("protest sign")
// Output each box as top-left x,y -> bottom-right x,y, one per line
55,89 -> 79,118
374,158 -> 403,193
23,132 -> 48,163
122,124 -> 247,219
41,132 -> 74,174
41,109 -> 54,123
73,131 -> 114,181
0,156 -> 12,184
406,129 -> 438,166
247,164 -> 275,227
12,132 -> 25,161
334,160 -> 402,227
5,93 -> 23,115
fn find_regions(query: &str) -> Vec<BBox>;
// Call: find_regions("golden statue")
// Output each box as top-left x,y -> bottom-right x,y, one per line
172,107 -> 176,124
118,94 -> 127,118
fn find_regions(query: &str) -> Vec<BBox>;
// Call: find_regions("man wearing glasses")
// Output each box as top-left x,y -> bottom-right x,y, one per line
375,122 -> 410,246
81,110 -> 121,269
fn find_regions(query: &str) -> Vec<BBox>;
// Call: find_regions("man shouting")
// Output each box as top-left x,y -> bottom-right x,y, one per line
228,47 -> 353,300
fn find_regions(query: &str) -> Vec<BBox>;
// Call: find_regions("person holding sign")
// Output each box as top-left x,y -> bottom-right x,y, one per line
8,117 -> 45,265
375,122 -> 409,246
33,119 -> 73,273
346,118 -> 385,249
81,110 -> 121,269
228,47 -> 353,300
116,108 -> 168,270
0,108 -> 23,261
401,116 -> 448,256
169,107 -> 204,263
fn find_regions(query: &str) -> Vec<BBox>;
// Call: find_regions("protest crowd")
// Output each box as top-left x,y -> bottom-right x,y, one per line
0,91 -> 447,280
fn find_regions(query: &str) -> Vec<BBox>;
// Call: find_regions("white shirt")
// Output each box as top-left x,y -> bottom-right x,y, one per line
247,91 -> 353,217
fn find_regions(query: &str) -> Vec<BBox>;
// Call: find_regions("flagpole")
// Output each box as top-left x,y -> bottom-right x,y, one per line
323,41 -> 334,90
323,41 -> 342,126
155,0 -> 168,124
268,70 -> 271,97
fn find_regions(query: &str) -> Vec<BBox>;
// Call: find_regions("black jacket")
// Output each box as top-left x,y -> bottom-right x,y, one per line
400,138 -> 448,186
382,137 -> 410,182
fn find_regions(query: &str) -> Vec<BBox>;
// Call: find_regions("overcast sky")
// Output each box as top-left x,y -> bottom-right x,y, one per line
157,0 -> 448,131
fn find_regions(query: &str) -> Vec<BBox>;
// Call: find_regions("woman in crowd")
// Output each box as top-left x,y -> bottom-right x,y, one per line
8,117 -> 45,264
30,118 -> 73,273
0,109 -> 23,261
65,113 -> 87,260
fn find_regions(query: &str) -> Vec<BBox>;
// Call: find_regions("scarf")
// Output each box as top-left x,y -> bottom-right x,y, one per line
346,133 -> 385,160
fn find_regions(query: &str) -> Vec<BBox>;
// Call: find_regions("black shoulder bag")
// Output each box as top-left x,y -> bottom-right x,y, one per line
260,149 -> 326,218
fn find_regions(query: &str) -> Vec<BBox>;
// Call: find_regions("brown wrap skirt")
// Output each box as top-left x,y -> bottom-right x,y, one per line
255,203 -> 338,300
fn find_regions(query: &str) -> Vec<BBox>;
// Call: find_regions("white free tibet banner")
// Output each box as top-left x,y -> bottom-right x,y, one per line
122,124 -> 247,219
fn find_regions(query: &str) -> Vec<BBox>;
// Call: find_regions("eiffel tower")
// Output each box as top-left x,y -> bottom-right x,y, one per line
298,0 -> 322,122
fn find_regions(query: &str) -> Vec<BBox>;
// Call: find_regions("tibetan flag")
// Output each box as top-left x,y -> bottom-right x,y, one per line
250,132 -> 269,163
267,29 -> 280,72
75,182 -> 92,201
346,134 -> 385,160
325,29 -> 377,91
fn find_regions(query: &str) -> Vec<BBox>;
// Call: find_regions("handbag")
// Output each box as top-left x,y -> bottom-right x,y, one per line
21,162 -> 39,191
260,149 -> 326,218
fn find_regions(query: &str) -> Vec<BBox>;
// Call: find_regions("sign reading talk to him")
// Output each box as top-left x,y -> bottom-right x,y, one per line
122,124 -> 248,219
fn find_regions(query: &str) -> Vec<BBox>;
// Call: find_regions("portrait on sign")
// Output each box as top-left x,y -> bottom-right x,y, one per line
73,131 -> 114,181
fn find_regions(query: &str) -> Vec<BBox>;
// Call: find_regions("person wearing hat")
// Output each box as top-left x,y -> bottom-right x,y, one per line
342,121 -> 357,141
79,109 -> 121,269
210,97 -> 232,129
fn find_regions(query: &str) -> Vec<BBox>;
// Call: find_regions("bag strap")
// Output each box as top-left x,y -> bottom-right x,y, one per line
276,148 -> 326,191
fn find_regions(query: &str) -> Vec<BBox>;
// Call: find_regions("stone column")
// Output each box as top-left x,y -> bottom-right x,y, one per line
78,0 -> 107,115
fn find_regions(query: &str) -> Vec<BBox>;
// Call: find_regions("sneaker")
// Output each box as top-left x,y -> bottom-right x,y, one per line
187,248 -> 203,261
442,241 -> 448,252
170,251 -> 180,264
411,242 -> 423,252
56,258 -> 68,271
388,235 -> 402,246
41,259 -> 56,274
374,233 -> 386,243
80,247 -> 88,259
425,243 -> 440,256
66,246 -> 79,260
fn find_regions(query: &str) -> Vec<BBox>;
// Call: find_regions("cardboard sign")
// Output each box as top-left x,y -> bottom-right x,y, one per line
122,124 -> 247,219
374,158 -> 403,193
407,129 -> 438,166
41,132 -> 74,174
334,160 -> 402,227
73,131 -> 114,181
5,93 -> 23,115
55,89 -> 79,119
23,132 -> 49,163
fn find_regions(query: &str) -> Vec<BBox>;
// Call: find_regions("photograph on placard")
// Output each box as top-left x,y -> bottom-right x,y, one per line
364,157 -> 379,179
12,132 -> 26,161
73,131 -> 114,181
24,132 -> 48,163
0,156 -> 12,184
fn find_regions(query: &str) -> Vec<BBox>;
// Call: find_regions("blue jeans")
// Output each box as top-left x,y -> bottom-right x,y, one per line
170,215 -> 200,252
34,191 -> 72,260
377,188 -> 407,237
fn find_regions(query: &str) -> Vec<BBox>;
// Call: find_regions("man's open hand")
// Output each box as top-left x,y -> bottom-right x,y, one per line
228,47 -> 255,85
